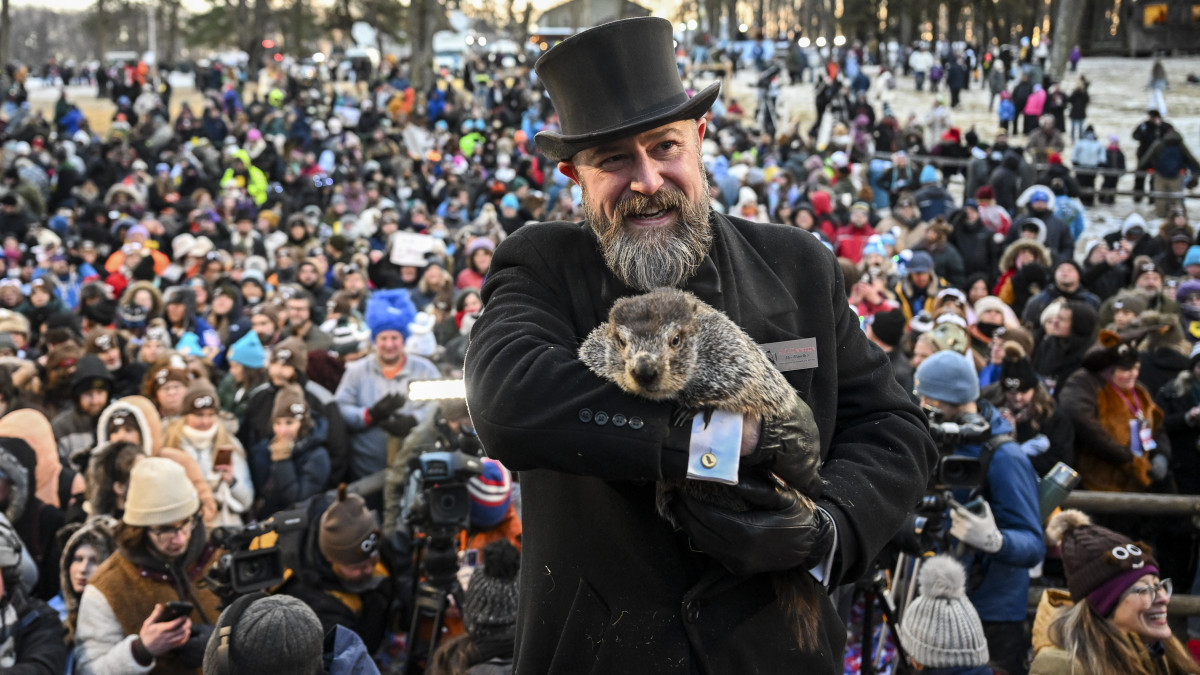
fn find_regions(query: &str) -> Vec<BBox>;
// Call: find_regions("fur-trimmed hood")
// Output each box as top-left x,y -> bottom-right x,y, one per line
118,281 -> 164,319
0,438 -> 34,523
93,395 -> 163,459
57,515 -> 119,630
0,409 -> 74,509
999,238 -> 1052,273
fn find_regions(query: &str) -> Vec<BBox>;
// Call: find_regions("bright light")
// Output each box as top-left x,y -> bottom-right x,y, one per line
540,41 -> 548,50
273,53 -> 282,62
530,23 -> 539,32
261,39 -> 275,49
466,35 -> 475,45
816,36 -> 827,47
312,53 -> 326,63
738,23 -> 749,33
408,379 -> 466,401
799,37 -> 810,47
676,22 -> 687,32
478,36 -> 487,46
834,35 -> 846,46
687,19 -> 698,30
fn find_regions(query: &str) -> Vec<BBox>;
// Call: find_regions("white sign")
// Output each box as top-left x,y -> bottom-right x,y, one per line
389,231 -> 437,267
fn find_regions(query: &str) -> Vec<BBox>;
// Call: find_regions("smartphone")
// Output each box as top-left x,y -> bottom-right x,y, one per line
156,601 -> 193,623
464,549 -> 479,568
213,447 -> 233,468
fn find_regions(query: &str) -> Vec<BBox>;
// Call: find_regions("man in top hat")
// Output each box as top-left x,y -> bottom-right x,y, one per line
464,17 -> 935,674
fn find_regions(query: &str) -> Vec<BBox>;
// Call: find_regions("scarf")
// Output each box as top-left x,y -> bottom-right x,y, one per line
180,423 -> 219,450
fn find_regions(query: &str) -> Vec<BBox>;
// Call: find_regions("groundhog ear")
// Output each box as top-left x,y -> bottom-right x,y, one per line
1098,330 -> 1122,348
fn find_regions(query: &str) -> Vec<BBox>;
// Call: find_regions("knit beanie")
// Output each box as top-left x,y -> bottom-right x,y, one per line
991,325 -> 1035,357
85,329 -> 119,355
202,595 -> 324,675
123,456 -> 200,527
319,485 -> 381,566
174,331 -> 204,357
70,354 -> 114,401
462,539 -> 520,639
897,555 -> 989,668
228,330 -> 266,369
869,308 -> 906,348
181,379 -> 219,416
272,384 -> 309,423
365,288 -> 417,340
468,458 -> 513,528
999,343 -> 1039,392
1046,509 -> 1159,617
914,350 -> 979,405
1185,246 -> 1200,269
152,363 -> 190,392
1111,291 -> 1148,317
973,296 -> 1009,322
270,337 -> 308,374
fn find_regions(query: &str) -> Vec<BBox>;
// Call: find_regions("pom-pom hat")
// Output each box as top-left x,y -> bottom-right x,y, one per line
897,555 -> 990,668
1046,509 -> 1159,617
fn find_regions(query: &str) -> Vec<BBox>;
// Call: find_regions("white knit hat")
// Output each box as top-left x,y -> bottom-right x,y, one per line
123,457 -> 199,527
897,555 -> 989,668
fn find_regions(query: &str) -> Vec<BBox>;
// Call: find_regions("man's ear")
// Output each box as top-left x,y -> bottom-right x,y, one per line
695,117 -> 707,146
558,161 -> 580,186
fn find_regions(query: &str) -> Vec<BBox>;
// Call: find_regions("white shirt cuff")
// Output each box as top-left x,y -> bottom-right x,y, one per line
686,410 -> 741,485
809,507 -> 838,588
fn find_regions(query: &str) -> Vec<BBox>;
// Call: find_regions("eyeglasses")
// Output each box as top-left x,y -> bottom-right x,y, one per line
148,516 -> 196,540
1127,578 -> 1173,603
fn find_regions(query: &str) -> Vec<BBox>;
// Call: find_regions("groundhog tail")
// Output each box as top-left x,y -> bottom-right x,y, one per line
773,571 -> 821,652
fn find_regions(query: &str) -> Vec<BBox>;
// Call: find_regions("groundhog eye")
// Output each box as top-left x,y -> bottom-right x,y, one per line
615,335 -> 626,349
670,334 -> 682,348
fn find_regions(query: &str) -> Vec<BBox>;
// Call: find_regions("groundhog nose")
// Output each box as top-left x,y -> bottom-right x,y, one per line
631,357 -> 659,386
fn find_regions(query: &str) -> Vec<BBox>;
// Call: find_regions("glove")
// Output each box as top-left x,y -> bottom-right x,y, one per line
175,623 -> 214,669
368,393 -> 407,425
269,437 -> 294,462
1019,434 -> 1051,457
750,392 -> 823,497
950,500 -> 1004,554
670,473 -> 834,576
380,413 -> 418,438
1150,453 -> 1170,481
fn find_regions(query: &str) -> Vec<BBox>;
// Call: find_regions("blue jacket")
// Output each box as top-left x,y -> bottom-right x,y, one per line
952,401 -> 1045,622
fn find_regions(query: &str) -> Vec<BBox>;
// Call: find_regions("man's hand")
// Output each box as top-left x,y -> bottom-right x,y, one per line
380,413 -> 419,438
138,605 -> 191,656
950,500 -> 1004,554
670,474 -> 834,576
368,393 -> 406,425
751,392 -> 823,497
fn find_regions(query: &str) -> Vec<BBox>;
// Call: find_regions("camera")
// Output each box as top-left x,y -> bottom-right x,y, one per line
203,508 -> 306,605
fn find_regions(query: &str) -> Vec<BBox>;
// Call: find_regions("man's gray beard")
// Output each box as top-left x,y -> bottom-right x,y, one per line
582,168 -> 713,292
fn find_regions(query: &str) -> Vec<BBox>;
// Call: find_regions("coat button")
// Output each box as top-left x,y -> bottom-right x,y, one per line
612,414 -> 627,427
594,411 -> 609,425
628,416 -> 644,430
683,600 -> 700,623
579,408 -> 593,423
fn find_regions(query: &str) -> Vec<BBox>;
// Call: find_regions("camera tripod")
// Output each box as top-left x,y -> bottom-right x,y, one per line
402,529 -> 466,675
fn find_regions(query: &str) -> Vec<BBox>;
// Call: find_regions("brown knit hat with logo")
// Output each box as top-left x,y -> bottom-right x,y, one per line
86,328 -> 120,355
1046,509 -> 1159,617
319,485 -> 380,566
181,378 -> 219,415
272,383 -> 309,421
271,337 -> 308,374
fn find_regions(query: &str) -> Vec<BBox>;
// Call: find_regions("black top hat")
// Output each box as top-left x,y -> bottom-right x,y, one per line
534,17 -> 721,162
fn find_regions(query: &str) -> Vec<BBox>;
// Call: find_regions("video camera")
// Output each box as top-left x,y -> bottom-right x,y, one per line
403,451 -> 484,582
202,508 -> 307,607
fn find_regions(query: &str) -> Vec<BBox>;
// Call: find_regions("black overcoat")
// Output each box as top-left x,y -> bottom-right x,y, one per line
464,212 -> 936,674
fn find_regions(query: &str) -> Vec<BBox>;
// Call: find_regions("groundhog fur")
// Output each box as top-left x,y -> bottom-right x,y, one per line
579,286 -> 822,651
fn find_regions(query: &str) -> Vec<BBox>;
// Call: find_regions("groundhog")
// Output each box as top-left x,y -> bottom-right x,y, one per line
579,286 -> 823,651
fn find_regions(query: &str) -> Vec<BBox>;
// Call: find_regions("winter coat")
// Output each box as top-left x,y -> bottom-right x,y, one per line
335,354 -> 441,481
989,154 -> 1023,214
248,428 -> 331,517
464,211 -> 936,674
1071,134 -> 1106,168
1157,370 -> 1200,495
57,515 -> 119,643
91,397 -> 218,525
949,402 -> 1045,622
0,436 -> 64,601
74,526 -> 221,675
325,625 -> 381,675
982,385 -> 1075,478
1139,347 -> 1191,405
240,378 -> 348,485
219,149 -> 267,206
1096,291 -> 1179,329
1137,130 -> 1200,177
1030,632 -> 1193,675
949,211 -> 1002,286
1,409 -> 83,513
1005,210 -> 1074,265
161,419 -> 252,526
1,593 -> 68,674
1058,368 -> 1169,492
1081,259 -> 1130,302
1022,285 -> 1102,327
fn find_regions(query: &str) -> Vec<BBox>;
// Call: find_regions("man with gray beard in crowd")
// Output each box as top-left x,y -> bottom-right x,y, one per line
464,17 -> 935,675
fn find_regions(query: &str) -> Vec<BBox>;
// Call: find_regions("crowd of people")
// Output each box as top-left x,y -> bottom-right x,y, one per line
0,16 -> 1195,674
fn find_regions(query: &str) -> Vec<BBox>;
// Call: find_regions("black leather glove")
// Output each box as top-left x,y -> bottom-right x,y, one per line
670,473 -> 835,576
175,622 -> 214,669
749,392 -> 823,498
368,393 -> 406,425
380,413 -> 418,438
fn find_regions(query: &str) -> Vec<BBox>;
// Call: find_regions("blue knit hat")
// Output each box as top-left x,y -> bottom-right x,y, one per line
175,331 -> 203,357
365,288 -> 418,340
228,330 -> 266,369
920,164 -> 939,184
1184,246 -> 1200,269
914,350 -> 979,405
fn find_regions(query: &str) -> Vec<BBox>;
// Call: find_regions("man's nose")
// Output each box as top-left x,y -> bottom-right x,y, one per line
629,154 -> 664,195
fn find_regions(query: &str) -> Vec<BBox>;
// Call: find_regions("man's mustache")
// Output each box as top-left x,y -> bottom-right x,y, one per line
612,188 -> 690,222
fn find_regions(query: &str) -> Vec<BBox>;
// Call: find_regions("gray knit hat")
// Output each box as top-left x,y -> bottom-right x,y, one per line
462,539 -> 520,638
202,594 -> 324,675
897,555 -> 989,668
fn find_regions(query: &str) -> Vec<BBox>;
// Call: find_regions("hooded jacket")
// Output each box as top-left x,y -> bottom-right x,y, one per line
51,355 -> 114,462
56,515 -> 119,642
0,437 -> 65,600
220,149 -> 268,206
1,408 -> 83,512
92,397 -> 218,525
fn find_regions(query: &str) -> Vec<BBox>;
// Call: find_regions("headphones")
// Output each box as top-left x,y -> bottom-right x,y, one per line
212,591 -> 267,675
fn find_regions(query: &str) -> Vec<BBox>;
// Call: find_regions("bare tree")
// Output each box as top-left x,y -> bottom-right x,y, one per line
1049,0 -> 1083,81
